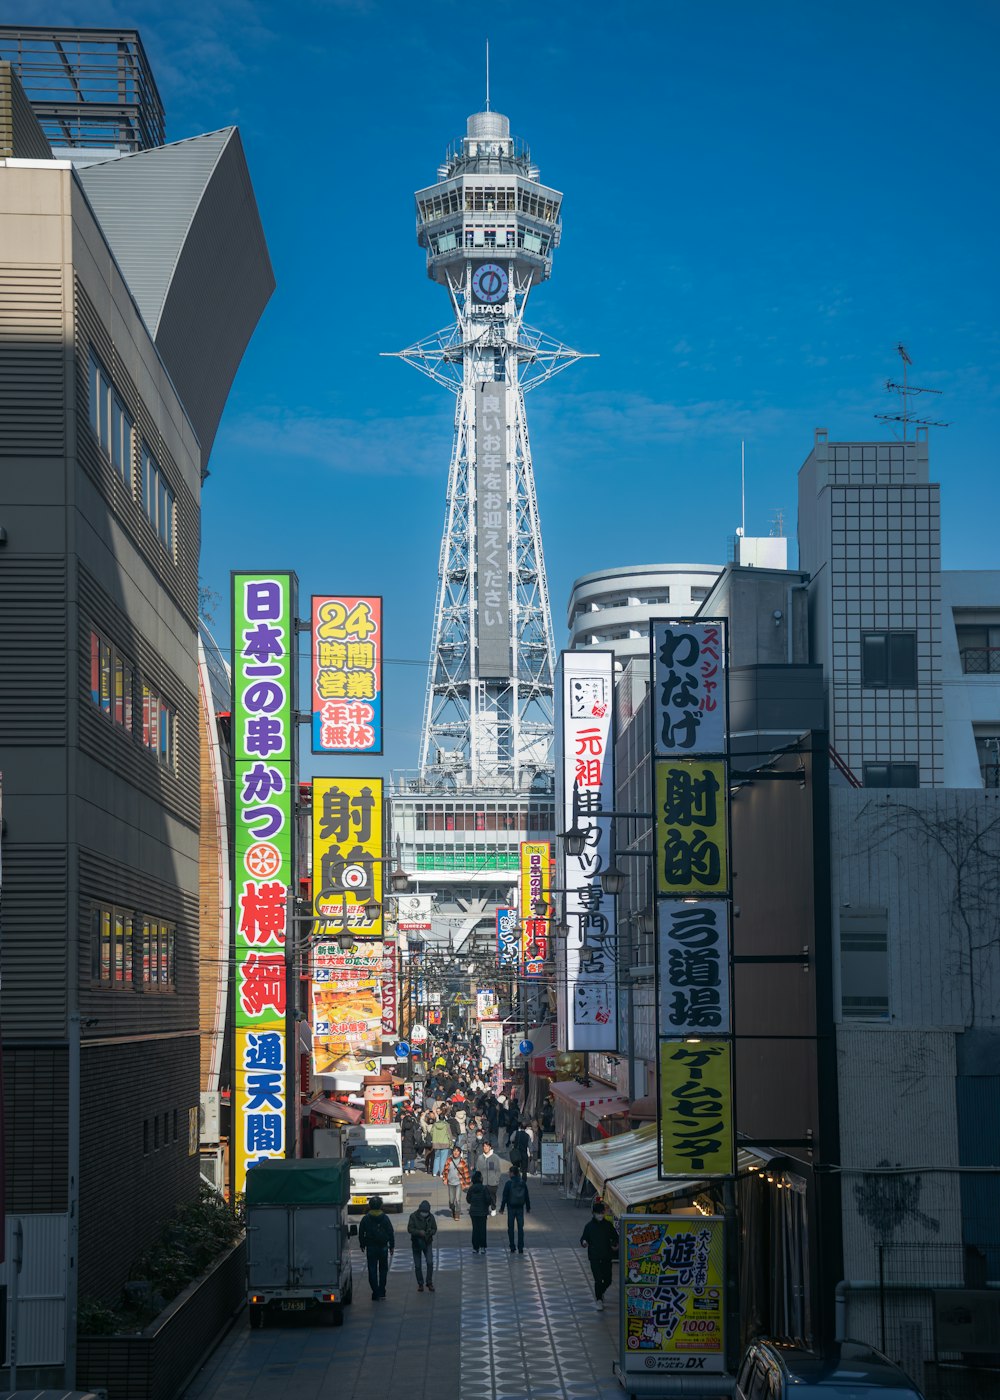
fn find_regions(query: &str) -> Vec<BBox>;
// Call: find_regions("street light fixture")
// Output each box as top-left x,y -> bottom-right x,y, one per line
599,864 -> 626,896
561,823 -> 588,858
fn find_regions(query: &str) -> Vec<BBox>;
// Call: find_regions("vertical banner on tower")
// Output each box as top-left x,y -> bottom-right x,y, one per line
232,571 -> 295,1193
381,936 -> 398,1038
311,595 -> 383,754
651,620 -> 733,1180
312,777 -> 384,937
519,840 -> 550,979
557,651 -> 617,1052
475,381 -> 509,678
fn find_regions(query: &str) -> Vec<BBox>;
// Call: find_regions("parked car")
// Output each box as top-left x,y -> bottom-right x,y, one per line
735,1340 -> 924,1400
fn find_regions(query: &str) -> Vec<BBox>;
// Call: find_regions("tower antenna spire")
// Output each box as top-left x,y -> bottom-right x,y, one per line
485,38 -> 490,110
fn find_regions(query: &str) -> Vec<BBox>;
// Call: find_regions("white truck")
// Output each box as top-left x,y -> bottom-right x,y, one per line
313,1121 -> 405,1213
245,1158 -> 355,1327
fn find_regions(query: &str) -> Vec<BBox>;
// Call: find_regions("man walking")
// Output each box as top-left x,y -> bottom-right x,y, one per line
441,1144 -> 471,1218
406,1198 -> 437,1292
475,1139 -> 503,1215
429,1113 -> 453,1175
358,1195 -> 395,1301
499,1165 -> 531,1254
580,1199 -> 617,1310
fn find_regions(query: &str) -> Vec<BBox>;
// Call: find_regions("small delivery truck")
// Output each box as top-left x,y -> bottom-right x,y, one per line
313,1121 -> 405,1213
245,1157 -> 355,1327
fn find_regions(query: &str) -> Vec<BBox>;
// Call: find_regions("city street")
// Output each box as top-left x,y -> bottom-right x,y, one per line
185,1169 -> 621,1400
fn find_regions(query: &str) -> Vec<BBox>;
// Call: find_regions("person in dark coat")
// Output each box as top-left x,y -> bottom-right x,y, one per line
401,1113 -> 420,1174
358,1195 -> 395,1301
580,1199 -> 617,1310
499,1165 -> 531,1254
509,1124 -> 530,1171
406,1199 -> 437,1292
466,1170 -> 491,1253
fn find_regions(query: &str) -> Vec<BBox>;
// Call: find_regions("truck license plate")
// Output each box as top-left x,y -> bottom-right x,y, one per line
281,1300 -> 307,1311
350,1194 -> 367,1205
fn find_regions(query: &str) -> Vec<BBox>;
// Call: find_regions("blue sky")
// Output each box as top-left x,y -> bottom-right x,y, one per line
17,0 -> 1000,775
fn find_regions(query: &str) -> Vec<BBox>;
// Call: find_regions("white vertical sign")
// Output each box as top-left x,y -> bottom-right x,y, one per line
558,651 -> 617,1051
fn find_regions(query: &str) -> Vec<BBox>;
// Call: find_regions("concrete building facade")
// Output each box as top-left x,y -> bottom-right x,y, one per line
567,562 -> 721,668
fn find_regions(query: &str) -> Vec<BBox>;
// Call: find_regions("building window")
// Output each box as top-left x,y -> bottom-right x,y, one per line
142,444 -> 176,555
690,586 -> 711,602
957,625 -> 1000,675
639,592 -> 669,605
90,632 -> 137,733
92,904 -> 175,989
976,735 -> 1000,789
88,348 -> 134,486
840,908 -> 889,1020
141,919 -> 176,988
142,684 -> 176,769
861,631 -> 917,689
863,763 -> 920,788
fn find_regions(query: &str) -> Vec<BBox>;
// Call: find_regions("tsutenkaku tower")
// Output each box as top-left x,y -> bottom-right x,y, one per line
387,105 -> 589,791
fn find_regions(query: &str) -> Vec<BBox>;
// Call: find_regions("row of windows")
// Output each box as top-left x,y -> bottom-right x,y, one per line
428,226 -> 551,256
403,803 -> 555,833
88,348 -> 177,557
418,186 -> 559,223
91,904 -> 176,989
89,631 -> 176,769
144,1110 -> 179,1154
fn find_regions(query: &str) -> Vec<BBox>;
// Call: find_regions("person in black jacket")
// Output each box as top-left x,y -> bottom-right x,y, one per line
580,1199 -> 617,1310
466,1170 -> 491,1253
400,1113 -> 420,1174
358,1195 -> 395,1300
499,1165 -> 531,1254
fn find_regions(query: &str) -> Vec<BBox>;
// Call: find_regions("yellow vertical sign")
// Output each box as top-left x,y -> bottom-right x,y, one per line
654,760 -> 729,896
312,777 -> 383,935
659,1038 -> 733,1177
519,840 -> 551,977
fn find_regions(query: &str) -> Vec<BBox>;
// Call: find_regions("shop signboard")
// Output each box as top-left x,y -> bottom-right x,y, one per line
519,839 -> 550,978
658,1039 -> 734,1178
310,940 -> 384,1077
557,650 -> 617,1051
620,1215 -> 726,1375
496,905 -> 519,967
657,900 -> 730,1035
381,936 -> 398,1037
312,777 -> 383,936
311,595 -> 382,754
232,571 -> 295,1192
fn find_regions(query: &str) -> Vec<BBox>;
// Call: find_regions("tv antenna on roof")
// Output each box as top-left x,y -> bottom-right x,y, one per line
874,343 -> 949,440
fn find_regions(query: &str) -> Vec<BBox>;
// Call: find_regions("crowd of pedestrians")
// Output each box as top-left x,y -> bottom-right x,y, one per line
357,1027 -> 615,1310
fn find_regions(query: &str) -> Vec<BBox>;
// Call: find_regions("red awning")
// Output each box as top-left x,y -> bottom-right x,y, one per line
304,1098 -> 363,1125
550,1079 -> 628,1114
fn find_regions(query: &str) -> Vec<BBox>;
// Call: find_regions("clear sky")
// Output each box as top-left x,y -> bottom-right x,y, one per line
17,0 -> 1000,776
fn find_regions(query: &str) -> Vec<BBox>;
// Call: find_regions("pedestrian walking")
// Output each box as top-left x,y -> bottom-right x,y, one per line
466,1170 -> 491,1253
499,1165 -> 531,1254
406,1198 -> 437,1292
475,1140 -> 503,1214
441,1145 -> 471,1218
358,1195 -> 395,1301
401,1112 -> 420,1175
580,1199 -> 617,1310
430,1113 -> 453,1175
509,1123 -> 530,1172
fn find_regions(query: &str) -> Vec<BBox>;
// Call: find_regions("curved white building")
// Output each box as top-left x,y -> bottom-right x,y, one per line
567,563 -> 722,665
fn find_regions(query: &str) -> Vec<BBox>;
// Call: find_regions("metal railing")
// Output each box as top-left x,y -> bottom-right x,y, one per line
960,647 -> 1000,675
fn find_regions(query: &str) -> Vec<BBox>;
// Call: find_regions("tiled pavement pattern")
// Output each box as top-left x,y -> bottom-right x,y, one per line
184,1165 -> 622,1400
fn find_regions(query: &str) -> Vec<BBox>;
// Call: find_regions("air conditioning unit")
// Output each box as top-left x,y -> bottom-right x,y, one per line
199,1091 -> 220,1145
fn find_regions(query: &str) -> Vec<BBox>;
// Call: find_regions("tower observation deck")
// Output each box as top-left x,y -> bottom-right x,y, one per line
387,107 -> 590,796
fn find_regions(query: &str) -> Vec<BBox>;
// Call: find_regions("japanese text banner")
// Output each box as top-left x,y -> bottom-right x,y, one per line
655,760 -> 729,897
311,940 -> 384,1076
312,777 -> 383,937
497,906 -> 519,968
659,1039 -> 734,1178
558,651 -> 617,1052
620,1216 -> 726,1374
658,900 -> 731,1036
311,595 -> 383,754
651,620 -> 727,756
520,840 -> 551,979
232,571 -> 296,1192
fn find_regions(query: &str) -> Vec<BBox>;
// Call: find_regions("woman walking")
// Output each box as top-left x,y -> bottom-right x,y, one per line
466,1169 -> 491,1254
441,1145 -> 471,1219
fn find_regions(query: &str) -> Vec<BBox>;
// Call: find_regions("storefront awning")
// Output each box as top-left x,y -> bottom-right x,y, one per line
550,1079 -> 628,1115
575,1122 -> 658,1190
304,1098 -> 363,1125
598,1146 -> 775,1218
583,1102 -> 630,1131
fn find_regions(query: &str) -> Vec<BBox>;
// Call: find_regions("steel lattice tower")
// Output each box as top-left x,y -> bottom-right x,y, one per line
386,106 -> 589,792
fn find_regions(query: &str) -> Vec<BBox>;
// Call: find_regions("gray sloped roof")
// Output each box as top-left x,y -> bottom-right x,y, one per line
78,127 -> 274,462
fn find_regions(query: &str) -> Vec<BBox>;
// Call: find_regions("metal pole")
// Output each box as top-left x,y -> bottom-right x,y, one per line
879,1244 -> 887,1353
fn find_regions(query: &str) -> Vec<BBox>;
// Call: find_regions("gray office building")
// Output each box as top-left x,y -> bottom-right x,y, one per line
0,31 -> 272,1385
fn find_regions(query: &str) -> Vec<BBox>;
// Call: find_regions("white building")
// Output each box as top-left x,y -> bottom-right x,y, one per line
566,562 -> 721,666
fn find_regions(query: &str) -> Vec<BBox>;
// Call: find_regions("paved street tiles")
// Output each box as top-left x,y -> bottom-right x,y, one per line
184,1171 -> 620,1400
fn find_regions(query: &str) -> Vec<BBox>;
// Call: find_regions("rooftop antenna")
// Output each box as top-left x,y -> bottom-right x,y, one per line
770,508 -> 785,538
741,440 -> 746,536
485,38 -> 490,110
874,343 -> 949,440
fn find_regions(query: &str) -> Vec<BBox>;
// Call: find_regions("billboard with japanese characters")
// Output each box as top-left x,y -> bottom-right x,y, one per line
654,761 -> 730,898
312,777 -> 383,937
652,621 -> 726,756
311,939 -> 385,1076
620,1215 -> 726,1375
381,937 -> 398,1038
659,1039 -> 734,1178
497,905 -> 519,968
475,382 -> 509,677
658,901 -> 730,1035
519,840 -> 550,979
311,595 -> 382,754
557,651 -> 617,1051
232,571 -> 296,1192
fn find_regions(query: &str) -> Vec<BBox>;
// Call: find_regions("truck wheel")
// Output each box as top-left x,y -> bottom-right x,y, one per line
344,1276 -> 354,1305
249,1304 -> 265,1330
323,1302 -> 345,1327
